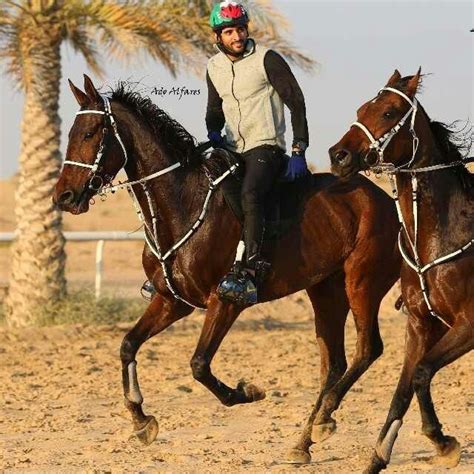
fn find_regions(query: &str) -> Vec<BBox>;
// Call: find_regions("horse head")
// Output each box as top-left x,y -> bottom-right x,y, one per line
329,68 -> 423,178
53,75 -> 127,214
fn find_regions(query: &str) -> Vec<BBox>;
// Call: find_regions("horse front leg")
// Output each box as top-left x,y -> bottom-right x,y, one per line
120,295 -> 193,445
190,294 -> 266,406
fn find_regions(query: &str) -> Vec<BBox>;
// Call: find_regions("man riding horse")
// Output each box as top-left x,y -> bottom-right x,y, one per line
207,1 -> 310,304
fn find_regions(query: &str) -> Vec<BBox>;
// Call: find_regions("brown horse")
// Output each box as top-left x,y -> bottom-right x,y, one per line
330,69 -> 473,473
53,75 -> 400,464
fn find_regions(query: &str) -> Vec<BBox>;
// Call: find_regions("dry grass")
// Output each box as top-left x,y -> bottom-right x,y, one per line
0,289 -> 146,326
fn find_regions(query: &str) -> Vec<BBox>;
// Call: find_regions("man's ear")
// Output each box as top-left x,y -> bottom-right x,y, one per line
68,79 -> 90,107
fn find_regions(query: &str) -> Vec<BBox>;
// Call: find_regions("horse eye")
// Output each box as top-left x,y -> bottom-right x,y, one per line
383,111 -> 393,119
84,131 -> 94,140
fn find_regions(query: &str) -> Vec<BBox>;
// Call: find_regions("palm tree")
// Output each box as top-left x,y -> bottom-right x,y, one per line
0,0 -> 315,327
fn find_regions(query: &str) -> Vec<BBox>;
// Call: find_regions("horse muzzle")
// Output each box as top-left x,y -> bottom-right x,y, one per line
329,146 -> 360,179
53,187 -> 91,214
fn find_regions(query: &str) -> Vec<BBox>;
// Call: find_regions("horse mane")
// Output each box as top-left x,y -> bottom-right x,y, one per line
395,76 -> 473,165
109,81 -> 236,211
110,81 -> 201,166
420,106 -> 472,164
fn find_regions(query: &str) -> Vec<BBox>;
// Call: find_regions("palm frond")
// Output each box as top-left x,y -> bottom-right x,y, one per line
0,7 -> 30,87
253,30 -> 316,72
67,28 -> 104,77
74,1 -> 187,77
0,0 -> 316,86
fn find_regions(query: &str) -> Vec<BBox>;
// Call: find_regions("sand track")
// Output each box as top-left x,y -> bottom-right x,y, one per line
1,293 -> 472,473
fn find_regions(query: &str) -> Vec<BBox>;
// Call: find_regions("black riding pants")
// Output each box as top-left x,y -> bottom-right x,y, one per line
240,145 -> 285,266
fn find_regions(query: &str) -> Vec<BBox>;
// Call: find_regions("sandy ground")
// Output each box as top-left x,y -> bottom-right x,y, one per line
1,291 -> 473,473
1,177 -> 473,472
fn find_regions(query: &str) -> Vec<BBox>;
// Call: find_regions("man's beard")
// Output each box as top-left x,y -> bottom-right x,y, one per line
218,38 -> 247,58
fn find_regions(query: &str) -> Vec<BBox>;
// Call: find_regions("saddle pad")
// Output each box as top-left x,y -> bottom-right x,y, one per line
203,148 -> 337,241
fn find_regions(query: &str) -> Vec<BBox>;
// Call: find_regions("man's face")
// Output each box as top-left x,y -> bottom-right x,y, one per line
216,25 -> 248,55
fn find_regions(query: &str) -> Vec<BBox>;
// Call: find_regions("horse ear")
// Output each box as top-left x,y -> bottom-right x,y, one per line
69,79 -> 90,107
83,74 -> 101,103
386,69 -> 402,87
405,67 -> 422,98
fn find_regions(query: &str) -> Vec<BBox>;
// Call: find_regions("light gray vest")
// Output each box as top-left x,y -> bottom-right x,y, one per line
207,40 -> 286,153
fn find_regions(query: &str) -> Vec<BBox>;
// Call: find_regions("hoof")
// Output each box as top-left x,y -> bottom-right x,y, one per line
237,380 -> 266,402
135,415 -> 159,445
431,436 -> 461,468
285,448 -> 311,464
363,453 -> 387,474
312,418 -> 337,442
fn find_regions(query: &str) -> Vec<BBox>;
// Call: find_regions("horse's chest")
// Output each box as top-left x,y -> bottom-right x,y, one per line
401,259 -> 473,321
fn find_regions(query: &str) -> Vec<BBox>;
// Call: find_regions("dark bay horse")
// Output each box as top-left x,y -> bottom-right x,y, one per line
53,75 -> 401,463
330,69 -> 473,473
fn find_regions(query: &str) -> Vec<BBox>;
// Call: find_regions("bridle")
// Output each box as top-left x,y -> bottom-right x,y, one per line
63,95 -> 129,193
63,94 -> 185,194
351,86 -> 419,172
61,94 -> 239,309
349,86 -> 473,329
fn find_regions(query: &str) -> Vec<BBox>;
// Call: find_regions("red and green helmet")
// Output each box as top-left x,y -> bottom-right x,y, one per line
209,1 -> 249,32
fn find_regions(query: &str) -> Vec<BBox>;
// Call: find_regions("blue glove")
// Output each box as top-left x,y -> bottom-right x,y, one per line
285,152 -> 309,180
208,130 -> 225,149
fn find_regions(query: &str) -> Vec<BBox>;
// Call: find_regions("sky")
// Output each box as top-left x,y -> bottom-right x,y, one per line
0,0 -> 472,179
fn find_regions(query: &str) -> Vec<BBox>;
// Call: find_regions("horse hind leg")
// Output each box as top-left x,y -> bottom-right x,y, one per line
120,295 -> 193,445
413,318 -> 474,468
287,272 -> 349,464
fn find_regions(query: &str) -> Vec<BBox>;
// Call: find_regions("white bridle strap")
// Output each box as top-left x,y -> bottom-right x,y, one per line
63,95 -> 128,172
76,110 -> 105,116
105,162 -> 182,193
382,87 -> 414,107
352,104 -> 415,150
103,95 -> 129,168
351,121 -> 375,144
350,86 -> 419,169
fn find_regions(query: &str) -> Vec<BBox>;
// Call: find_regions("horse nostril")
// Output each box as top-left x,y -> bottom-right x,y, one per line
58,190 -> 75,205
334,149 -> 351,164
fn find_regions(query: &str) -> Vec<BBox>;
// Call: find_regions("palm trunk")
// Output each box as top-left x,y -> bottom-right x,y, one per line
4,35 -> 66,327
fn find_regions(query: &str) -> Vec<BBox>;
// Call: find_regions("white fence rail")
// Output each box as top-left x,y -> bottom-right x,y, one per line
0,231 -> 145,298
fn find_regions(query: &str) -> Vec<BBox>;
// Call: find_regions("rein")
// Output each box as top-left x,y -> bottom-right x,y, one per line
353,87 -> 473,329
63,95 -> 239,309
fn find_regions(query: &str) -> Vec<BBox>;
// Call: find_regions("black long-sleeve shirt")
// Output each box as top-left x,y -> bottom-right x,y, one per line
206,50 -> 309,148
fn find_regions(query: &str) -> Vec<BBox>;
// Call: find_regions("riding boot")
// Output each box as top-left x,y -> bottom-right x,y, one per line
243,213 -> 271,285
216,221 -> 263,306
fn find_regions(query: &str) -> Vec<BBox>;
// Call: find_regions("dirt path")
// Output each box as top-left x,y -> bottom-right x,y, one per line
1,293 -> 472,472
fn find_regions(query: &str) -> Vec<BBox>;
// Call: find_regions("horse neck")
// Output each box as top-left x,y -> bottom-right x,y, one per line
118,107 -> 209,249
395,146 -> 470,259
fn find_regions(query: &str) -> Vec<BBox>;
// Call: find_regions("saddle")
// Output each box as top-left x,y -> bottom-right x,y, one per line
203,148 -> 335,241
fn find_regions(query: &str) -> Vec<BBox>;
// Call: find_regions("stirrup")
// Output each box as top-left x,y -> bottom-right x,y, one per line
216,265 -> 257,306
140,280 -> 156,301
254,259 -> 271,285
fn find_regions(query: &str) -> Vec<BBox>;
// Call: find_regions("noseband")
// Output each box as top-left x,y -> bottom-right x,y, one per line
351,87 -> 419,172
